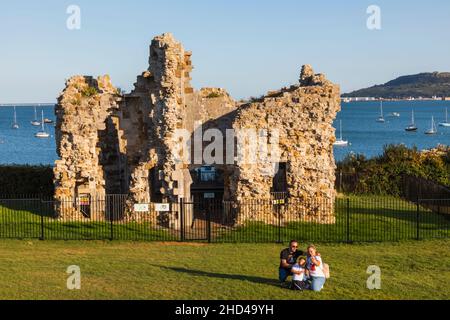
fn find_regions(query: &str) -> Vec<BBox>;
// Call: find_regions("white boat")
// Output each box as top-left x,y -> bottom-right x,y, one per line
35,131 -> 50,138
438,108 -> 450,127
30,105 -> 41,126
425,116 -> 437,135
376,101 -> 385,123
405,110 -> 418,132
12,106 -> 19,129
333,120 -> 349,147
35,110 -> 50,138
388,112 -> 400,117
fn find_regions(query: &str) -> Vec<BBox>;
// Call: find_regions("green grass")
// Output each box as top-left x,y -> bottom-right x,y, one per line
217,195 -> 450,242
0,195 -> 449,242
0,200 -> 177,240
0,239 -> 448,300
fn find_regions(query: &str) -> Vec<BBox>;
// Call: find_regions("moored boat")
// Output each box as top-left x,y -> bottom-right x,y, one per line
438,108 -> 450,127
34,110 -> 50,138
30,105 -> 40,126
333,120 -> 349,147
376,101 -> 385,123
12,106 -> 19,129
405,110 -> 418,132
425,116 -> 437,135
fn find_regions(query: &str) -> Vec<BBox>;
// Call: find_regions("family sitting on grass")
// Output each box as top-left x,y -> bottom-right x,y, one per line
279,240 -> 329,292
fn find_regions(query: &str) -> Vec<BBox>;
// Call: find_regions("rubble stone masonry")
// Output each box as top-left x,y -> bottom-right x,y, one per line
54,33 -> 340,225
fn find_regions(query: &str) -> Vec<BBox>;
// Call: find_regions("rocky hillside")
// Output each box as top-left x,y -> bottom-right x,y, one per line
343,72 -> 450,98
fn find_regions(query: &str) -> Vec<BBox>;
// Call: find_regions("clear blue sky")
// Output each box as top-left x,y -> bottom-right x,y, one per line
1,0 -> 449,103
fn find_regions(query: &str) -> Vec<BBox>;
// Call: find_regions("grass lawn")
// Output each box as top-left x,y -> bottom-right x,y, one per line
1,195 -> 449,242
215,195 -> 450,242
0,239 -> 448,300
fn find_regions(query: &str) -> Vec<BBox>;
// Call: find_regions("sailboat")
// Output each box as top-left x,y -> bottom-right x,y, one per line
12,106 -> 19,129
376,101 -> 385,123
425,116 -> 437,135
35,110 -> 50,138
438,108 -> 450,127
30,105 -> 41,126
405,110 -> 418,132
333,120 -> 349,147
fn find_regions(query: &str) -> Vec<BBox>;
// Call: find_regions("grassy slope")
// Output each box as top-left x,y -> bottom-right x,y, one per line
0,239 -> 448,300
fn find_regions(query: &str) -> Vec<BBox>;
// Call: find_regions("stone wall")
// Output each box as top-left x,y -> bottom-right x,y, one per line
119,34 -> 238,205
54,33 -> 340,225
54,75 -> 120,218
230,65 -> 340,224
118,71 -> 156,206
147,33 -> 194,202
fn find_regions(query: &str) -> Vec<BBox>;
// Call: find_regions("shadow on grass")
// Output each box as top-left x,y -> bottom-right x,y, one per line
154,265 -> 280,288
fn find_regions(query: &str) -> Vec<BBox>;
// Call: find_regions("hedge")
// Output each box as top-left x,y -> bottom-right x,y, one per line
337,144 -> 450,195
0,165 -> 54,197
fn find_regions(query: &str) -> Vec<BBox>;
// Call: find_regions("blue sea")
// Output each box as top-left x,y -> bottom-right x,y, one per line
334,100 -> 450,161
0,105 -> 56,165
0,101 -> 449,165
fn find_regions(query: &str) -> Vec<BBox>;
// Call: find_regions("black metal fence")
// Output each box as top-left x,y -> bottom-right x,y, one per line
0,194 -> 448,243
401,174 -> 450,201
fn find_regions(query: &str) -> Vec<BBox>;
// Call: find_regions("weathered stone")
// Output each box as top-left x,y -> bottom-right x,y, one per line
54,33 -> 340,225
54,75 -> 121,219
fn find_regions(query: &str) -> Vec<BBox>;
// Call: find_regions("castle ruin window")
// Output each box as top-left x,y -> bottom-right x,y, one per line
198,166 -> 216,182
272,162 -> 287,193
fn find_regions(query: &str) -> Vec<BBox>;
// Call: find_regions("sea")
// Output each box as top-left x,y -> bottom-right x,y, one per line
0,101 -> 449,165
333,100 -> 450,162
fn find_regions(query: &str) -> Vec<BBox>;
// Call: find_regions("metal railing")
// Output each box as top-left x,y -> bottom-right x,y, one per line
0,194 -> 448,243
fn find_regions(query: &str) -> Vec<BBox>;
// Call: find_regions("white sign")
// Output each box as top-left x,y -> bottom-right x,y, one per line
204,193 -> 215,199
155,203 -> 170,212
134,204 -> 149,212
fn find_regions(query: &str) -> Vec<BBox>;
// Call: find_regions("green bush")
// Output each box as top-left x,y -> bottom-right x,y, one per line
206,92 -> 222,98
81,86 -> 98,98
249,95 -> 265,103
338,144 -> 450,195
0,165 -> 54,197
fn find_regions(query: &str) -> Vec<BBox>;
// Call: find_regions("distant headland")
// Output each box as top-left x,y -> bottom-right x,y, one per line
342,72 -> 450,101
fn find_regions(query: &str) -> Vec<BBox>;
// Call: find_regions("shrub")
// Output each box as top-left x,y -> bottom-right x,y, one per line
249,95 -> 265,103
81,86 -> 98,98
206,92 -> 222,99
0,165 -> 54,197
70,96 -> 82,106
337,144 -> 450,195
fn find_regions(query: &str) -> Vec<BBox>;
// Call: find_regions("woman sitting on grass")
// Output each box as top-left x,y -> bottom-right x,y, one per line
306,244 -> 326,292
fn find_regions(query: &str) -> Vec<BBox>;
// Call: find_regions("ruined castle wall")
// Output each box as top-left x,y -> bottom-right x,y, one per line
117,72 -> 158,205
54,75 -> 120,218
184,88 -> 237,171
54,34 -> 340,226
231,66 -> 340,224
146,33 -> 195,202
184,88 -> 237,132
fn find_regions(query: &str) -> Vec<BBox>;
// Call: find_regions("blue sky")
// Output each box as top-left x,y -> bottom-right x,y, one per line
1,0 -> 449,103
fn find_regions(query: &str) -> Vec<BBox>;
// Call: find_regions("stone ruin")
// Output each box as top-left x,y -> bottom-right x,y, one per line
53,33 -> 341,226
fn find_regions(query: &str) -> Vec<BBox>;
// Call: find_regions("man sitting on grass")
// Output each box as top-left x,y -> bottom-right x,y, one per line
279,240 -> 305,284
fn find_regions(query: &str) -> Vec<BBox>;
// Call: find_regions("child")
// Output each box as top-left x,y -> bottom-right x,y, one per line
290,257 -> 310,291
